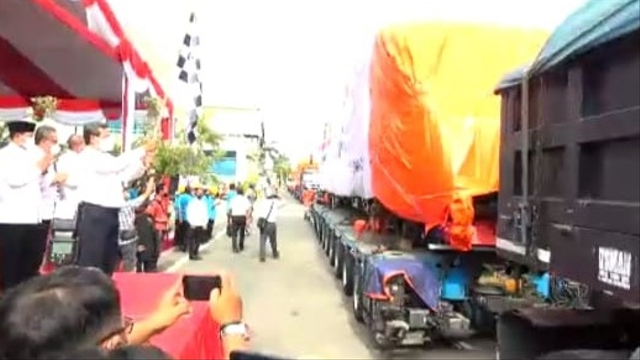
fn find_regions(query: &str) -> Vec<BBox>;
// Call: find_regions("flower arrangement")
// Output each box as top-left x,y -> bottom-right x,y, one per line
29,96 -> 58,122
144,96 -> 164,121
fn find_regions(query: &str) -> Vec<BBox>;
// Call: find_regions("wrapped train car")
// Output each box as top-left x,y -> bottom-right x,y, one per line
368,22 -> 549,251
311,21 -> 549,349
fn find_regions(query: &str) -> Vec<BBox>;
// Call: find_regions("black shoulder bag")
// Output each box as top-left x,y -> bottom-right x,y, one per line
257,201 -> 275,231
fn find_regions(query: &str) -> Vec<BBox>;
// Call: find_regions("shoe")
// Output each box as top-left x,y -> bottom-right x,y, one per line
273,253 -> 280,259
232,248 -> 239,253
259,258 -> 266,262
189,255 -> 202,261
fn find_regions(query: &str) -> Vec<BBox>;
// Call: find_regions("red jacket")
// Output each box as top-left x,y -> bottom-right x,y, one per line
147,196 -> 170,231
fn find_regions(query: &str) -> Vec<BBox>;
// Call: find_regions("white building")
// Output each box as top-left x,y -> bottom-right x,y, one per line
204,106 -> 262,184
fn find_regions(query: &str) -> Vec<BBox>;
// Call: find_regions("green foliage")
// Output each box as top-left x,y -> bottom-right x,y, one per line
154,142 -> 212,177
273,153 -> 292,183
148,117 -> 223,183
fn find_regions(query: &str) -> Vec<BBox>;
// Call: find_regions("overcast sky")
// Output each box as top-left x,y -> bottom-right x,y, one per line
109,0 -> 586,162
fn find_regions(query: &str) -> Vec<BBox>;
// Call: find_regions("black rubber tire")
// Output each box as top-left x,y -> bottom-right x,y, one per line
334,242 -> 343,278
342,251 -> 354,296
351,261 -> 364,322
329,235 -> 337,267
324,230 -> 331,256
321,227 -> 329,252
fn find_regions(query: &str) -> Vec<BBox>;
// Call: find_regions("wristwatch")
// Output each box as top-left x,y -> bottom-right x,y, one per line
220,321 -> 250,339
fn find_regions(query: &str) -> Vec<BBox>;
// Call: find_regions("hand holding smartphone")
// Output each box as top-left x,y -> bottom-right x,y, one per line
182,274 -> 222,301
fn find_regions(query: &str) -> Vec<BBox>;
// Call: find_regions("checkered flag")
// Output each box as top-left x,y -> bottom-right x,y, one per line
176,12 -> 203,144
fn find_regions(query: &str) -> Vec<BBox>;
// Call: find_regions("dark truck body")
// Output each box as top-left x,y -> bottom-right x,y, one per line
496,28 -> 639,306
495,1 -> 640,358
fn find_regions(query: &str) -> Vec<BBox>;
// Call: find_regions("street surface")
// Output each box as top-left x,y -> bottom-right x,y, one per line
159,198 -> 495,359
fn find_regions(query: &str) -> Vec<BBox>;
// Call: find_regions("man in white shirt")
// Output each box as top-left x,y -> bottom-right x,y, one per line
53,134 -> 85,221
185,183 -> 208,260
74,123 -> 154,275
0,119 -> 54,290
228,187 -> 252,253
33,126 -> 68,265
255,188 -> 280,262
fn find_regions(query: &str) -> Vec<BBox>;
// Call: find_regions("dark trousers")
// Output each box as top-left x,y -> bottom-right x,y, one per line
75,203 -> 120,275
175,220 -> 190,251
206,219 -> 214,239
0,223 -> 48,291
259,222 -> 279,260
186,225 -> 205,258
230,216 -> 247,252
174,219 -> 185,249
154,230 -> 164,260
136,254 -> 158,272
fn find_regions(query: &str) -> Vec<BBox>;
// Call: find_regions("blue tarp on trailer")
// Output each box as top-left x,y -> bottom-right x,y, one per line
494,0 -> 640,90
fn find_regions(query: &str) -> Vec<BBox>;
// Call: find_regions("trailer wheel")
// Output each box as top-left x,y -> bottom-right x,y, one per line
323,230 -> 331,256
333,241 -> 343,278
329,235 -> 337,267
342,251 -> 354,296
352,263 -> 364,322
321,227 -> 329,252
319,221 -> 325,243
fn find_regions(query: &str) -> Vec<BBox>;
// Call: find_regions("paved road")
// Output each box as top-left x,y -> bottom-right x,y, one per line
160,199 -> 495,359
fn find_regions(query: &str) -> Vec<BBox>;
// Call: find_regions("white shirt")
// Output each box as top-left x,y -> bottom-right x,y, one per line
39,149 -> 58,221
54,151 -> 83,219
229,195 -> 252,216
0,143 -> 43,224
78,147 -> 145,209
255,198 -> 279,223
186,196 -> 209,227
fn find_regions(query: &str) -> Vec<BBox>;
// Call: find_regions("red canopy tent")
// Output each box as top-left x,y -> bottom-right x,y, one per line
0,0 -> 174,140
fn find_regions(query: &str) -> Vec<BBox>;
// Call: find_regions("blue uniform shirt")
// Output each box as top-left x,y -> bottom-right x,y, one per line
205,195 -> 216,220
177,193 -> 192,220
226,190 -> 237,210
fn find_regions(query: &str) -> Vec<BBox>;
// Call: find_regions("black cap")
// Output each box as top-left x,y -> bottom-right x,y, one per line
5,120 -> 36,134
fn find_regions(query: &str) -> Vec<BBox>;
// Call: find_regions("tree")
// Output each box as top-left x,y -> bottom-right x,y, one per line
273,153 -> 292,185
146,102 -> 222,184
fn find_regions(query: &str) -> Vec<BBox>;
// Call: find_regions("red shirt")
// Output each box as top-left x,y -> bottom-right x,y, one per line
147,196 -> 170,231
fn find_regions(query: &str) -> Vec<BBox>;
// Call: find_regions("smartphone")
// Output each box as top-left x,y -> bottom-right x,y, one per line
230,350 -> 289,360
182,275 -> 222,301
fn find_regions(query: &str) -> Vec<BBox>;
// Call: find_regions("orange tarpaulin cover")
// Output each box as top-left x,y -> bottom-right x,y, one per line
369,23 -> 548,249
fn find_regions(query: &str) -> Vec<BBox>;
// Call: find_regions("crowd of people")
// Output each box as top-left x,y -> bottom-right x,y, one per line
173,181 -> 281,263
0,119 -> 170,288
0,117 -> 286,359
